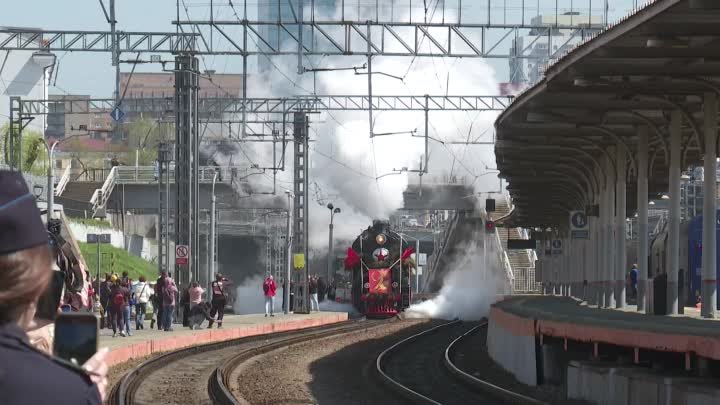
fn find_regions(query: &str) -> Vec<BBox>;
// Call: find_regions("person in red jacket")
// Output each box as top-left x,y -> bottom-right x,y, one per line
263,275 -> 277,317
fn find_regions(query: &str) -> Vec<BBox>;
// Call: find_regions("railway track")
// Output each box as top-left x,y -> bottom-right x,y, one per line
109,318 -> 386,405
377,320 -> 547,405
209,318 -> 390,405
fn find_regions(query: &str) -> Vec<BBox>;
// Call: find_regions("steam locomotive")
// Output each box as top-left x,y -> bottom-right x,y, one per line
344,220 -> 415,317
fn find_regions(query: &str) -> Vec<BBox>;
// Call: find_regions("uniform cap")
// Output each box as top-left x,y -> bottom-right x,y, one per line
0,171 -> 47,255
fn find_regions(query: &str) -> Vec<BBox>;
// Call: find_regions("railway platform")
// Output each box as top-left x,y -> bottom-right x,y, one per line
102,311 -> 347,367
488,296 -> 720,405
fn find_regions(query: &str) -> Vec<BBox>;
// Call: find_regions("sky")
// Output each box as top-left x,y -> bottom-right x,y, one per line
0,0 -> 644,246
1,0 -> 641,98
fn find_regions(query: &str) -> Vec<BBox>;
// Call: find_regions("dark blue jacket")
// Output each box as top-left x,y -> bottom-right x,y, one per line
0,323 -> 101,405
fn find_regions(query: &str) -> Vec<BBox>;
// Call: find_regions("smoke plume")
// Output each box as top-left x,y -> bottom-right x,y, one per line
406,228 -> 508,321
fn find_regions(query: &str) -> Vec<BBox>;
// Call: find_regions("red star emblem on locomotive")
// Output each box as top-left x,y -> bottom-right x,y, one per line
373,247 -> 389,261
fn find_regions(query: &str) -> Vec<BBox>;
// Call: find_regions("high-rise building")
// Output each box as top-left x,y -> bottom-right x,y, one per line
508,13 -> 603,88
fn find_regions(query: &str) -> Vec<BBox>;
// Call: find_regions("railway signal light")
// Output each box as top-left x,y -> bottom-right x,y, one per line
486,198 -> 496,212
485,221 -> 495,233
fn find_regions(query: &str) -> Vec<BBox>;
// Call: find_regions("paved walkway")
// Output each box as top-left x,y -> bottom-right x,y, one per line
492,296 -> 720,360
102,311 -> 347,366
496,296 -> 720,337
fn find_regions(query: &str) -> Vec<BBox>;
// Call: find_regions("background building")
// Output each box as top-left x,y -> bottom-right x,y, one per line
508,13 -> 603,87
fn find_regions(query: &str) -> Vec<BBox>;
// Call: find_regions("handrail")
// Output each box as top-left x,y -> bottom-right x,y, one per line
424,211 -> 462,291
490,209 -> 514,294
520,227 -> 538,263
88,165 -> 240,216
89,166 -> 118,214
55,164 -> 72,196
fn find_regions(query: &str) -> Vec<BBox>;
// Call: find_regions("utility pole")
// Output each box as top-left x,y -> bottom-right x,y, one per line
415,238 -> 420,293
174,55 -> 199,287
110,0 -> 121,141
210,170 -> 218,294
293,112 -> 309,313
285,191 -> 293,314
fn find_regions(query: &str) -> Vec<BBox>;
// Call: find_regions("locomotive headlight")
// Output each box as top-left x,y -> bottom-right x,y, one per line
376,234 -> 386,245
392,282 -> 398,288
364,282 -> 370,289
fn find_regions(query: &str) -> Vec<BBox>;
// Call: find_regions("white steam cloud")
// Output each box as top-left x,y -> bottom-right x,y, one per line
206,3 -> 504,250
203,3 -> 511,320
234,275 -> 278,315
319,300 -> 360,317
406,229 -> 508,321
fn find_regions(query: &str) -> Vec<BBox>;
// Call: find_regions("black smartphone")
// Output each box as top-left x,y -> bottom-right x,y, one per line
53,313 -> 98,366
36,270 -> 65,321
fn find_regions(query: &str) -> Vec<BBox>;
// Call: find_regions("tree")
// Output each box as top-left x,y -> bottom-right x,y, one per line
1,123 -> 48,176
125,118 -> 162,165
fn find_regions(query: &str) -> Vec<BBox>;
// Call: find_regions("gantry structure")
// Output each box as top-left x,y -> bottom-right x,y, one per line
2,0 -> 604,300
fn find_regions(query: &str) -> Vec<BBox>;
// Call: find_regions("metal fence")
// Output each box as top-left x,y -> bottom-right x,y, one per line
513,267 -> 542,294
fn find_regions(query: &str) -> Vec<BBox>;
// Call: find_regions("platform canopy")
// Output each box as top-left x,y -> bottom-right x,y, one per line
495,0 -> 720,228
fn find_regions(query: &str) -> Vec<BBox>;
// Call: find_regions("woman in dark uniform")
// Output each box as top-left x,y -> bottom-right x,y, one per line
0,171 -> 107,404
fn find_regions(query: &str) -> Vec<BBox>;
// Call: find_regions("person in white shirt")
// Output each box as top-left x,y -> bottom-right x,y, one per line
132,276 -> 153,330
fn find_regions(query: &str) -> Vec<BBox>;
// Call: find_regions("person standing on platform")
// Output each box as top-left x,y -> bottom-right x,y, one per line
109,280 -> 129,337
263,275 -> 277,317
162,277 -> 178,332
180,283 -> 190,327
318,277 -> 327,302
188,281 -> 204,310
121,280 -> 133,336
629,264 -> 638,300
208,274 -> 227,328
133,276 -> 152,330
153,272 -> 167,329
309,275 -> 320,312
99,273 -> 112,328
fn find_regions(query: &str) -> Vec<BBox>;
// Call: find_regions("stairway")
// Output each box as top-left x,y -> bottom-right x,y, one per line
425,211 -> 482,293
492,198 -> 537,292
55,182 -> 101,218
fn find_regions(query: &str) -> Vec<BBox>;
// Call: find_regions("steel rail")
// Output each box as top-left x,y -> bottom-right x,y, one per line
209,318 -> 390,405
110,319 -> 362,405
377,319 -> 547,405
444,322 -> 548,405
375,320 -> 460,405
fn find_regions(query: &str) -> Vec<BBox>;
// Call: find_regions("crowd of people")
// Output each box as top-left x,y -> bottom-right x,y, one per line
92,271 -> 236,335
0,169 -> 343,404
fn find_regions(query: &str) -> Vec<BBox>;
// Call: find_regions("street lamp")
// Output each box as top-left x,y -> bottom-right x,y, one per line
44,133 -> 93,220
327,203 -> 341,283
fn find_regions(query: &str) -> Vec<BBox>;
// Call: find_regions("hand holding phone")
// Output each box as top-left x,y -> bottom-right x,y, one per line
53,313 -> 98,366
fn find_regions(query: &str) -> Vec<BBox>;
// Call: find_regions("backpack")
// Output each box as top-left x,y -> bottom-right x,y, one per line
163,285 -> 175,303
113,291 -> 124,306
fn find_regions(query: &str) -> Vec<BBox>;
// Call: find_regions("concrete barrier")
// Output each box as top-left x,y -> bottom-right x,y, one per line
567,361 -> 720,405
106,312 -> 348,367
487,306 -> 538,386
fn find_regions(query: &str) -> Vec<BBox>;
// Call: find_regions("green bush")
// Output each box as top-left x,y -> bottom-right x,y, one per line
70,218 -> 113,229
79,242 -> 157,281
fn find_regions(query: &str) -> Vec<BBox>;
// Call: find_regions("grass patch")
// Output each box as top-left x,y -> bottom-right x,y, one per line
70,218 -> 113,229
79,242 -> 157,281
